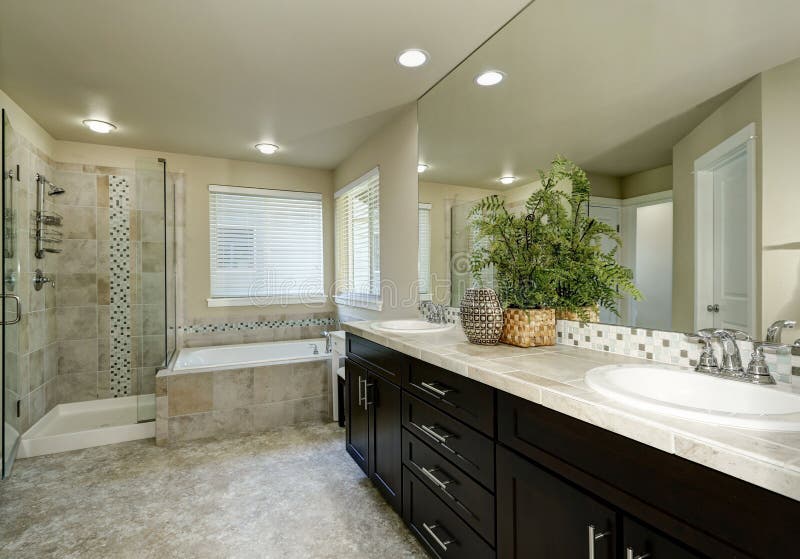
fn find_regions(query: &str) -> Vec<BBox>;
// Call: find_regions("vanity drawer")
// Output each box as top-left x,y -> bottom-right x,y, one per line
403,466 -> 495,559
403,393 -> 494,490
405,359 -> 495,436
402,429 -> 495,545
346,334 -> 408,385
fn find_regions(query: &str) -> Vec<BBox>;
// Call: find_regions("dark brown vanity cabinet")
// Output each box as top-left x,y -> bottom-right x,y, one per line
622,517 -> 704,559
345,338 -> 405,512
497,445 -> 617,559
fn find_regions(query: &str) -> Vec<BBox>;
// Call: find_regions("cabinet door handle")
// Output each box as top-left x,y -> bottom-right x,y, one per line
588,524 -> 611,559
422,522 -> 454,552
625,548 -> 650,559
363,379 -> 373,409
1,294 -> 21,325
357,375 -> 363,406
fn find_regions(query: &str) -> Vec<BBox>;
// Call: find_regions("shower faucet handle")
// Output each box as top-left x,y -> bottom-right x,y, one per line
33,269 -> 55,291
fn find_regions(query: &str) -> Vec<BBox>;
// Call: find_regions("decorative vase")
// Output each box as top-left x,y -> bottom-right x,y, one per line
459,288 -> 504,345
500,308 -> 556,348
556,306 -> 600,324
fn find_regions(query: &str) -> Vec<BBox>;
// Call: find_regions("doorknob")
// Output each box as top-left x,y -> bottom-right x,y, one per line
706,304 -> 720,313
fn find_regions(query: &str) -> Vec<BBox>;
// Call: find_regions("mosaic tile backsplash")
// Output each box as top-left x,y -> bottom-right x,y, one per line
420,305 -> 797,385
109,175 -> 132,397
181,317 -> 339,334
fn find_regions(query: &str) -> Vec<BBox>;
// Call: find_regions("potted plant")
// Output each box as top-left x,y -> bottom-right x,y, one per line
469,156 -> 640,347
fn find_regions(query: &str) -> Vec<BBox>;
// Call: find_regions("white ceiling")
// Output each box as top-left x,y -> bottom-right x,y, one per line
0,0 -> 530,168
418,0 -> 800,188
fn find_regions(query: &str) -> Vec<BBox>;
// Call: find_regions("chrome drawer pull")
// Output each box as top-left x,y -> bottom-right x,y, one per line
625,548 -> 650,559
363,379 -> 373,410
418,423 -> 452,445
420,381 -> 453,398
420,466 -> 452,491
588,525 -> 611,559
357,375 -> 363,406
422,523 -> 454,552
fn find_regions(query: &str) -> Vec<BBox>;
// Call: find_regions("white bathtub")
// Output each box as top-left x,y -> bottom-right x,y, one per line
173,338 -> 330,373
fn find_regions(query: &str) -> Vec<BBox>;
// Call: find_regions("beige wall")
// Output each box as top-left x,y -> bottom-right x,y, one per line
333,104 -> 419,320
672,76 -> 762,332
0,89 -> 55,156
760,58 -> 800,341
621,165 -> 672,199
53,141 -> 336,325
504,172 -> 622,205
418,181 -> 500,305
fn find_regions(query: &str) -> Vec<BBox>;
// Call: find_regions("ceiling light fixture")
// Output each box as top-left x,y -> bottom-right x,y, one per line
475,70 -> 505,87
82,119 -> 116,134
255,143 -> 280,155
499,176 -> 517,185
397,49 -> 429,68
417,164 -> 429,173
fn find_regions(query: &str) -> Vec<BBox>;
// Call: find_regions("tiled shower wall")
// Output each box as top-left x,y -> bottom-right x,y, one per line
4,130 -> 58,434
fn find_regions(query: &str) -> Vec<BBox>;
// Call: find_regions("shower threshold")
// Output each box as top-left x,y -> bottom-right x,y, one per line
18,396 -> 155,458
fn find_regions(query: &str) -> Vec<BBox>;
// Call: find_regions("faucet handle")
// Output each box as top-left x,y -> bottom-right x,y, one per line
687,332 -> 719,373
745,346 -> 777,385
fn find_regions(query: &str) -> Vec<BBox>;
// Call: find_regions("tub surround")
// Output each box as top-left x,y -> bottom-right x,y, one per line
342,321 -> 800,502
155,342 -> 331,445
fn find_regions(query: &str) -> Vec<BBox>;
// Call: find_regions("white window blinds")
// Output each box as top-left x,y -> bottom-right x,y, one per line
209,185 -> 323,303
418,203 -> 432,295
334,168 -> 381,309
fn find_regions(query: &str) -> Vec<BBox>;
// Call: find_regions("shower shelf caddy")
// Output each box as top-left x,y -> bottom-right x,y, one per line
32,173 -> 63,258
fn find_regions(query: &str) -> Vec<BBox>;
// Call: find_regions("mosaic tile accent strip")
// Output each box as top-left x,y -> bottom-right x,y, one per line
109,175 -> 132,397
181,317 -> 339,334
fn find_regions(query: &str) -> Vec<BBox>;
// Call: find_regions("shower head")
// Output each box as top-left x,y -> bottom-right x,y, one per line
47,183 -> 65,196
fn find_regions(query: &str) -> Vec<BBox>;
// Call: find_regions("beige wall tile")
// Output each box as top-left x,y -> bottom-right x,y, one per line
58,339 -> 99,374
212,408 -> 254,436
168,412 -> 215,442
96,207 -> 109,240
168,373 -> 213,416
212,368 -> 254,410
58,240 -> 97,274
60,206 -> 97,239
97,338 -> 110,372
29,348 -> 44,390
96,175 -> 109,207
56,372 -> 98,403
52,170 -> 97,207
97,274 -> 110,305
56,306 -> 97,340
56,273 -> 97,306
141,242 -> 165,273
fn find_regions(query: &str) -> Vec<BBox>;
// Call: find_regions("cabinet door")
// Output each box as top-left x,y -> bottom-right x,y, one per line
623,517 -> 705,559
369,371 -> 402,512
497,445 -> 617,559
345,360 -> 369,474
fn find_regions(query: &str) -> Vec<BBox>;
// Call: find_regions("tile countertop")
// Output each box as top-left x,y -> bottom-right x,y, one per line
342,321 -> 800,502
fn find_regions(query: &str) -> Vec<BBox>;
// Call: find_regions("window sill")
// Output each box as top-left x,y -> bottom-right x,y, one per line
207,296 -> 327,308
334,294 -> 383,311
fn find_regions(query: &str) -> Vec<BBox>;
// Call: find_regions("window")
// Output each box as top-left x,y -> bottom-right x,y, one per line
418,203 -> 432,298
208,185 -> 324,306
334,168 -> 380,309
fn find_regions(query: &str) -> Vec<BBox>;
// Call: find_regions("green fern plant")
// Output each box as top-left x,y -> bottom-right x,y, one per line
469,156 -> 642,319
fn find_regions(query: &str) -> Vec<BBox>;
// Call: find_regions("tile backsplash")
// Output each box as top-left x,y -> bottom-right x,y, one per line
421,305 -> 797,386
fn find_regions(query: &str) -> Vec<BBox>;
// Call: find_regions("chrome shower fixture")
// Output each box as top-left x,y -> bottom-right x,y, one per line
47,182 -> 65,195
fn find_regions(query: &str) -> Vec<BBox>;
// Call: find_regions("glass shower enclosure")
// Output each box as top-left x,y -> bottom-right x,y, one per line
133,157 -> 176,422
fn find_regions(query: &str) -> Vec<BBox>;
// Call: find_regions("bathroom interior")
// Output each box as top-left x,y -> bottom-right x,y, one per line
1,1 -> 799,558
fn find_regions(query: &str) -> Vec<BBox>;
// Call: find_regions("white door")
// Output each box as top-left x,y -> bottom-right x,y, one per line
694,123 -> 756,335
588,205 -> 620,324
712,151 -> 750,331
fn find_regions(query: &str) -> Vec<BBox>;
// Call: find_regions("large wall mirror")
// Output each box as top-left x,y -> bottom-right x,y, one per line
417,0 -> 800,343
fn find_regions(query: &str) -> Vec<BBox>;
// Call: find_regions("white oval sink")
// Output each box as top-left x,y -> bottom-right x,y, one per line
585,364 -> 800,431
372,319 -> 454,335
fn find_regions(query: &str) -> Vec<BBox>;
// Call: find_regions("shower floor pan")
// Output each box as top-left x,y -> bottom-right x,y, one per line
18,395 -> 155,458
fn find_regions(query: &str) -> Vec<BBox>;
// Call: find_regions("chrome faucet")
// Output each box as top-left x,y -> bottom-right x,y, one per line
309,343 -> 320,355
766,320 -> 796,343
321,331 -> 332,353
713,329 -> 749,376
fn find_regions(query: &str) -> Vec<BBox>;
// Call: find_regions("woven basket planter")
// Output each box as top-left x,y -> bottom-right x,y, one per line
500,308 -> 556,348
459,288 -> 504,345
555,307 -> 599,323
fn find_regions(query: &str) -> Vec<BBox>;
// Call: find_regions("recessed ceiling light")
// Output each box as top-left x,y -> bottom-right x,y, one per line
255,143 -> 279,155
397,49 -> 429,68
417,164 -> 429,173
475,70 -> 505,87
499,176 -> 517,185
82,119 -> 116,134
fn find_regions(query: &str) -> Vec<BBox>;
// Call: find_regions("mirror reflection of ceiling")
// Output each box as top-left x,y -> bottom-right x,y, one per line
418,0 -> 800,188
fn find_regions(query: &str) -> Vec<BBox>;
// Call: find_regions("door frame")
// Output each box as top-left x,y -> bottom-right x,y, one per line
692,123 -> 757,333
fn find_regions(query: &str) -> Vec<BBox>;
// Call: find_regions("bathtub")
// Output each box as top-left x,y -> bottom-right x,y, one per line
173,338 -> 330,373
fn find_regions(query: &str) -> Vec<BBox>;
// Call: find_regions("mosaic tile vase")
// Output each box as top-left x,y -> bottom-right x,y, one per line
556,306 -> 600,324
459,288 -> 504,345
500,308 -> 556,348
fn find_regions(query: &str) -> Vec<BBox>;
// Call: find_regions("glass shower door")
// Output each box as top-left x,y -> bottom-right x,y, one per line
2,109 -> 23,478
